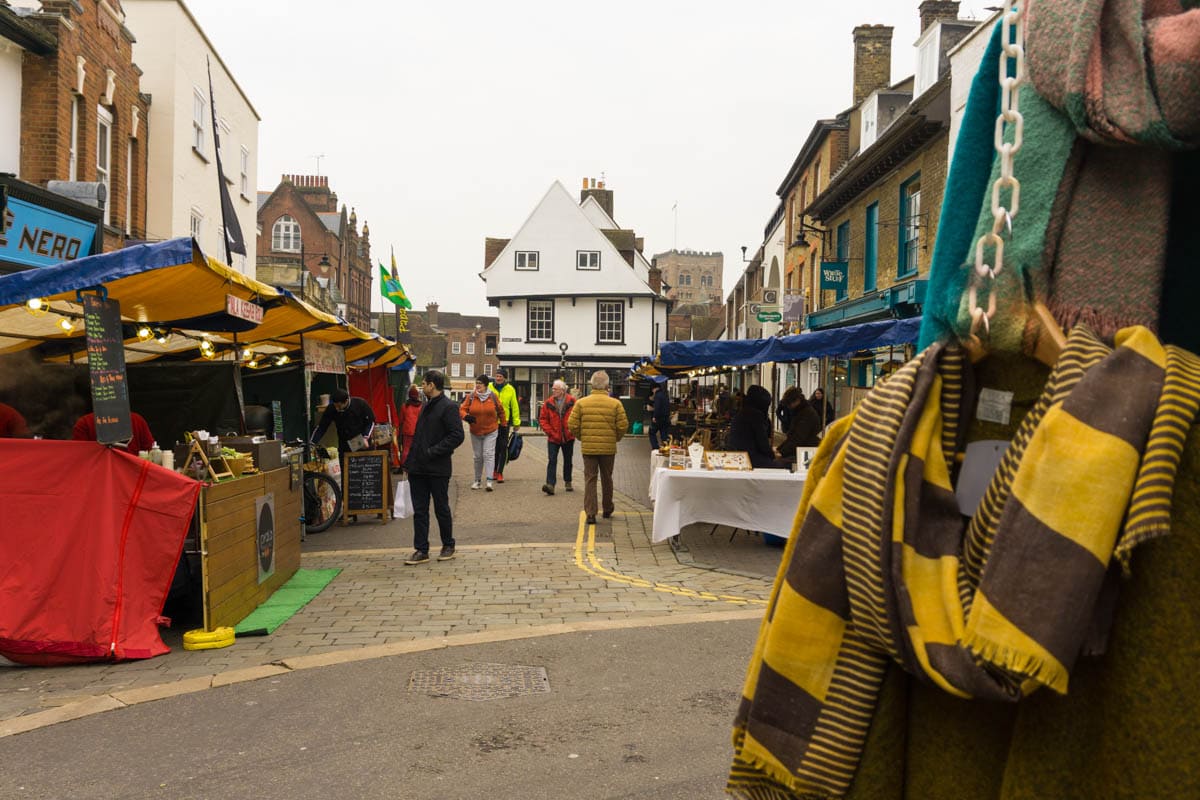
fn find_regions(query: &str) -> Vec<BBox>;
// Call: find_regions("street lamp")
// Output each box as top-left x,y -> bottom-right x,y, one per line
789,221 -> 827,252
298,247 -> 331,299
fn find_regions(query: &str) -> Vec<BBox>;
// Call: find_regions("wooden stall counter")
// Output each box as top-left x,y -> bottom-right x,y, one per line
200,465 -> 301,630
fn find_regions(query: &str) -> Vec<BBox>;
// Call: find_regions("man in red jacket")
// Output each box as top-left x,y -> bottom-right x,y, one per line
538,379 -> 576,496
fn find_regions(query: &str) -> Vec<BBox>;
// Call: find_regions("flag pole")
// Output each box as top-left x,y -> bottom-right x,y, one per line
391,245 -> 400,341
206,57 -> 231,266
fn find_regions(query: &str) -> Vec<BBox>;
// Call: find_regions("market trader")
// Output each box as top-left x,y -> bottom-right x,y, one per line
488,368 -> 520,483
311,388 -> 376,456
0,402 -> 29,437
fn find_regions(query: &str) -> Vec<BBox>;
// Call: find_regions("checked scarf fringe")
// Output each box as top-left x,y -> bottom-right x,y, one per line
728,326 -> 1200,799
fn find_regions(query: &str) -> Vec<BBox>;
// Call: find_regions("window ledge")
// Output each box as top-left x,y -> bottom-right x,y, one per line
595,341 -> 626,347
192,146 -> 210,164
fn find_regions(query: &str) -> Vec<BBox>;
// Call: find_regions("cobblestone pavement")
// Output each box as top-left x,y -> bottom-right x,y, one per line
1,432 -> 781,734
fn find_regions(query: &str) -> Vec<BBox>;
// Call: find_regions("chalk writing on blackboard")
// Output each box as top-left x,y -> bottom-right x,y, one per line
81,293 -> 133,444
343,450 -> 387,517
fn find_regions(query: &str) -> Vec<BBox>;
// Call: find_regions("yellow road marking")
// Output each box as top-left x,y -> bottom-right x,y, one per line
573,511 -> 766,606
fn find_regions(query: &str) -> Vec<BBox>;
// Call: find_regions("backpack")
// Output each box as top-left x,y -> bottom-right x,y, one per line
507,430 -> 523,462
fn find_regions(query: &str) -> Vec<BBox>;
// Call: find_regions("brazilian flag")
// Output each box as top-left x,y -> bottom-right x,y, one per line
379,264 -> 412,309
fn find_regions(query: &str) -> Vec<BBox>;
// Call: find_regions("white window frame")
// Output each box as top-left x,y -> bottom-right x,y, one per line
240,146 -> 250,197
485,340 -> 495,355
451,341 -> 461,355
597,300 -> 624,345
68,98 -> 80,181
124,137 -> 133,235
576,250 -> 600,270
466,341 -> 475,355
272,215 -> 301,252
527,299 -> 554,343
192,88 -> 206,154
95,105 -> 112,226
484,362 -> 493,377
189,208 -> 203,241
515,251 -> 539,271
450,362 -> 461,378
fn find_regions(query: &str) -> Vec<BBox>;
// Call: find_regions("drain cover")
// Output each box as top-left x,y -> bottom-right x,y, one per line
408,663 -> 550,701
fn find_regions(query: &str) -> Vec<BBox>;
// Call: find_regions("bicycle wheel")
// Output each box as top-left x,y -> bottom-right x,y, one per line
303,470 -> 342,533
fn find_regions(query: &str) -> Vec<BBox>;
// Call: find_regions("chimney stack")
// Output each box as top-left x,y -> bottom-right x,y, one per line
580,176 -> 614,220
852,24 -> 893,106
426,302 -> 439,328
919,1 -> 960,32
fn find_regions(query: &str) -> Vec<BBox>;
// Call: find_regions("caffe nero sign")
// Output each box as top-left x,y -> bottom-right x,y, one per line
1,196 -> 98,269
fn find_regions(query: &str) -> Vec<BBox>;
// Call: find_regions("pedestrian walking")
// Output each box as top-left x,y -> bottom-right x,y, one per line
646,383 -> 671,449
311,387 -> 376,456
566,370 -> 628,525
398,386 -> 422,466
402,371 -> 465,565
460,375 -> 506,492
488,369 -> 520,483
538,379 -> 576,495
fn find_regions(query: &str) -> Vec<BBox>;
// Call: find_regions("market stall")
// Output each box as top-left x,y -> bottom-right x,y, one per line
0,237 -> 411,637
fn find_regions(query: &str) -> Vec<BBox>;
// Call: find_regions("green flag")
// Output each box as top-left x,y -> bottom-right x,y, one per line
379,263 -> 411,309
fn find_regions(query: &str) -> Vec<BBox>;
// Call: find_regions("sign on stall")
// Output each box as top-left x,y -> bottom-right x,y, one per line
226,294 -> 264,324
82,293 -> 133,444
303,338 -> 346,374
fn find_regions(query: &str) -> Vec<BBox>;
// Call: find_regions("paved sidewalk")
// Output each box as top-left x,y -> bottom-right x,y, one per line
0,434 -> 779,734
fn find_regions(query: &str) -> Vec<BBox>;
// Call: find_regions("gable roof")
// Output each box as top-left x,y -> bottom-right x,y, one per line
317,212 -> 341,234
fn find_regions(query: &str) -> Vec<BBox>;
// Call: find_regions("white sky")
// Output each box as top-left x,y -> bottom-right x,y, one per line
184,0 -> 994,317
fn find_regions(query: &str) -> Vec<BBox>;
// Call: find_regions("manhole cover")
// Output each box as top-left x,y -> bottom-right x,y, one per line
408,663 -> 550,701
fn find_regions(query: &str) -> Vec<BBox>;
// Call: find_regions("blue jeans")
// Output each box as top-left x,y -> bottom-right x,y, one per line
408,474 -> 453,554
546,440 -> 574,486
648,419 -> 671,449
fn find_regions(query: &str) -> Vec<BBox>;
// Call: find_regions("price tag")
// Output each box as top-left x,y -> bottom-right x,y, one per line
976,387 -> 1014,426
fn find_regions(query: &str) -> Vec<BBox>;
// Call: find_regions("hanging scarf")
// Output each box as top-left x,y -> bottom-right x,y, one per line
727,325 -> 1200,800
920,1 -> 1200,353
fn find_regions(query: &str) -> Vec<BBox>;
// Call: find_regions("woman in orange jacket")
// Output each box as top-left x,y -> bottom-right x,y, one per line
399,386 -> 423,467
459,375 -> 507,491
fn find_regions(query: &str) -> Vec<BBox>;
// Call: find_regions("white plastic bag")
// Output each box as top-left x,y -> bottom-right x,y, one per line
393,479 -> 413,519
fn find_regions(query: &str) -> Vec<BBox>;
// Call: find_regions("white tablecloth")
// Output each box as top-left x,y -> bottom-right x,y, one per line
649,467 -> 806,542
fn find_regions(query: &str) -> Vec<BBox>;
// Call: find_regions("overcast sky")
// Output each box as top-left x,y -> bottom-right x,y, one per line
185,0 -> 993,317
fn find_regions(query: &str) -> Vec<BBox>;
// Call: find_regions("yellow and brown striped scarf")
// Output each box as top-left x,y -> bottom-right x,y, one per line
728,325 -> 1200,800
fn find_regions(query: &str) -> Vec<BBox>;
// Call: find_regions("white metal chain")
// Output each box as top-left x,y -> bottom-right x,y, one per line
967,0 -> 1025,342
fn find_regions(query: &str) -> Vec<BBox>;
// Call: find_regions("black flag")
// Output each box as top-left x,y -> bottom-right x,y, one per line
206,56 -> 246,263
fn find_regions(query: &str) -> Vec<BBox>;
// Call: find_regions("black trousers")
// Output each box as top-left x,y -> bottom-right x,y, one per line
408,473 -> 453,553
494,425 -> 510,475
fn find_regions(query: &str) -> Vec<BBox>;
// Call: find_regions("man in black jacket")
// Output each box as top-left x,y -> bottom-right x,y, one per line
311,388 -> 375,456
403,371 -> 465,565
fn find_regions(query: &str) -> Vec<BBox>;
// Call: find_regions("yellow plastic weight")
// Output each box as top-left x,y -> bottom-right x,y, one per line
183,626 -> 236,651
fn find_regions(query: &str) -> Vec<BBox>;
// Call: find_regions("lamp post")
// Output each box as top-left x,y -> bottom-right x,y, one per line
298,246 -> 331,302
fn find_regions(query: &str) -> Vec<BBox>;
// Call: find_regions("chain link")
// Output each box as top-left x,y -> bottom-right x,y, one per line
968,0 -> 1025,344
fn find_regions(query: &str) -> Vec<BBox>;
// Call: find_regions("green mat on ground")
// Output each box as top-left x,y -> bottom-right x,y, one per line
233,568 -> 341,636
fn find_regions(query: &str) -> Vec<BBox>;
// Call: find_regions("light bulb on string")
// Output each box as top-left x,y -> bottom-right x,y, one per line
274,354 -> 290,366
24,298 -> 49,316
57,318 -> 74,332
136,325 -> 154,341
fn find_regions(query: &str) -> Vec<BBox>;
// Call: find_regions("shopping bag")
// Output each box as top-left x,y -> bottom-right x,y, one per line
507,430 -> 523,462
393,479 -> 413,519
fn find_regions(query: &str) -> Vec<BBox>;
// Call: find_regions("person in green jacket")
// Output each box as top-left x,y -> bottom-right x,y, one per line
488,368 -> 520,483
566,370 -> 628,524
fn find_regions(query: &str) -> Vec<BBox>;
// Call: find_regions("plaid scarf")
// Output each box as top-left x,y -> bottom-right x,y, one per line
920,0 -> 1200,352
728,325 -> 1200,799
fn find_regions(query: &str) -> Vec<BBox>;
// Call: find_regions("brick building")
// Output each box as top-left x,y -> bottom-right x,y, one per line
255,174 -> 374,329
3,0 -> 151,261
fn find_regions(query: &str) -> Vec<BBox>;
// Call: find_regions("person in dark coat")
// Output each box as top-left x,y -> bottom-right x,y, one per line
810,386 -> 835,430
647,383 -> 671,449
727,385 -> 785,469
403,371 -> 465,565
778,389 -> 821,461
311,387 -> 376,456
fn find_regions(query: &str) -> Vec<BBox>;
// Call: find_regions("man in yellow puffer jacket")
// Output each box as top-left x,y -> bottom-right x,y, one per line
566,370 -> 628,524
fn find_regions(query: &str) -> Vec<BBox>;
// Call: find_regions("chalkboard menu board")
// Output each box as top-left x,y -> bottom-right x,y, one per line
82,293 -> 132,444
343,450 -> 388,520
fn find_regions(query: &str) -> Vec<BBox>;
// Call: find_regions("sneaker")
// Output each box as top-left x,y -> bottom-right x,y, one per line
542,484 -> 554,495
496,473 -> 504,483
437,547 -> 456,561
585,515 -> 597,525
404,551 -> 430,566
564,483 -> 573,492
470,481 -> 481,490
485,481 -> 494,492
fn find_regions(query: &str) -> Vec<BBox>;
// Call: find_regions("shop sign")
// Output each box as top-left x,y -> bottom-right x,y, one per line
255,493 -> 276,584
225,294 -> 264,324
82,294 -> 133,445
820,260 -> 847,291
782,293 -> 805,322
303,338 -> 346,374
756,311 -> 782,323
0,195 -> 97,269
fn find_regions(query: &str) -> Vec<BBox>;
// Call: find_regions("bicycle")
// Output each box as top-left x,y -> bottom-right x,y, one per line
296,442 -> 342,534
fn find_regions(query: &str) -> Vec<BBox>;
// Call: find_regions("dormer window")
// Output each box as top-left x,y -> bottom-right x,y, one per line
915,24 -> 941,97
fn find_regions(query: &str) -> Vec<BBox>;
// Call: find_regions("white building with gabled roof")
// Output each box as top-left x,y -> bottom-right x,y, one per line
481,178 -> 668,417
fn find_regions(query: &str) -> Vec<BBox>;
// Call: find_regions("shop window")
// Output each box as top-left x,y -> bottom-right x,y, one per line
96,106 -> 112,226
597,300 -> 624,344
527,299 -> 554,342
515,251 -> 539,270
864,202 -> 878,292
272,215 -> 301,252
899,173 -> 922,276
576,251 -> 600,270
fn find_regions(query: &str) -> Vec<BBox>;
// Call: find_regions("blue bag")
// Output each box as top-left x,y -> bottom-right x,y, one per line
507,430 -> 523,462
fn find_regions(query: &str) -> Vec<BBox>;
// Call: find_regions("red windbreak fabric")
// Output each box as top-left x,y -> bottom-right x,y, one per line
349,367 -> 401,464
0,440 -> 200,665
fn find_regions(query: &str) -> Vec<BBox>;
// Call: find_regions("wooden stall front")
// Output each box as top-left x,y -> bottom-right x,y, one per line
200,466 -> 301,630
